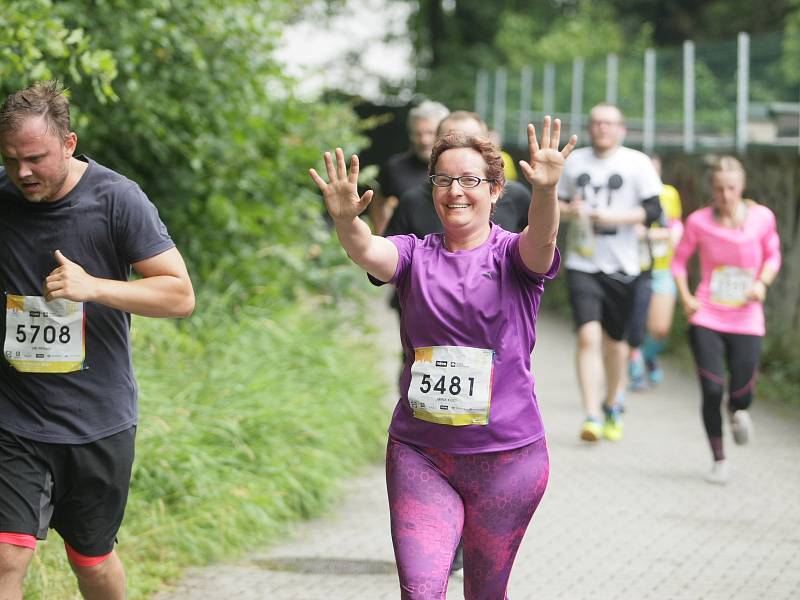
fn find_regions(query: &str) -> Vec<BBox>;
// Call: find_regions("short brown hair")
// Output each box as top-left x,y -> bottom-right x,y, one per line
0,80 -> 71,140
429,133 -> 505,194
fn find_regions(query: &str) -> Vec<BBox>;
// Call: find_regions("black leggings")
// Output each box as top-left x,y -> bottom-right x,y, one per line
627,271 -> 652,348
688,325 -> 762,440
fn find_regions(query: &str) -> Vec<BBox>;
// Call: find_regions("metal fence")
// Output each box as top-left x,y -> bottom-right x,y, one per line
475,31 -> 800,154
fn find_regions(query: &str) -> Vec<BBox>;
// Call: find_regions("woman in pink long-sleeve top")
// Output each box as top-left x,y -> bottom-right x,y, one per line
672,156 -> 781,485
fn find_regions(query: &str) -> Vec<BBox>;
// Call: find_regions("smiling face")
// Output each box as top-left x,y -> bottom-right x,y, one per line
0,114 -> 76,203
431,147 -> 499,239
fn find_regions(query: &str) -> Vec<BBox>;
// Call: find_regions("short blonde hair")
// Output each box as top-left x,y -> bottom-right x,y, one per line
709,155 -> 746,185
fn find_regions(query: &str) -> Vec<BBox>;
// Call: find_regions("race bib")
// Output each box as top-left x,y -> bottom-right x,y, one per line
709,266 -> 754,307
4,295 -> 85,373
408,346 -> 494,426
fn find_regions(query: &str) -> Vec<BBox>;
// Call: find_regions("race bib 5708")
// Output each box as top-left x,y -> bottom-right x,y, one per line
4,294 -> 85,373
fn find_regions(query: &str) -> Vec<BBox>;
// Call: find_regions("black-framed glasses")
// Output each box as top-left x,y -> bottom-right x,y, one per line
429,174 -> 495,189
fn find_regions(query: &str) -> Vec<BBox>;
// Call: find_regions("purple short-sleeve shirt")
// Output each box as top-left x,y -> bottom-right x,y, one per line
385,224 -> 559,454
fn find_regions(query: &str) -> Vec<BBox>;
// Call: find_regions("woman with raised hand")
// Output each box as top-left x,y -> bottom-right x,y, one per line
672,156 -> 781,485
310,117 -> 576,598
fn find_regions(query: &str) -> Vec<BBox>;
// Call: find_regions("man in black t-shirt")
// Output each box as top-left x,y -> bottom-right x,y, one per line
369,100 -> 449,234
0,82 -> 195,600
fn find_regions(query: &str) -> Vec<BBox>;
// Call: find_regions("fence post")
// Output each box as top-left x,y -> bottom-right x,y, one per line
543,63 -> 555,117
736,32 -> 750,154
518,65 -> 533,147
643,48 -> 656,154
493,67 -> 507,141
570,57 -> 585,137
606,53 -> 618,105
683,40 -> 695,153
475,68 -> 489,120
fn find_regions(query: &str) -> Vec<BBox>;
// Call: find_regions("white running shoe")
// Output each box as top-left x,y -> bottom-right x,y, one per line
731,410 -> 753,445
706,459 -> 730,485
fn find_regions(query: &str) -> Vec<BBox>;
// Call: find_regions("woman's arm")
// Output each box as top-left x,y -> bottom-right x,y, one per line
517,117 -> 577,273
310,148 -> 398,281
671,216 -> 699,316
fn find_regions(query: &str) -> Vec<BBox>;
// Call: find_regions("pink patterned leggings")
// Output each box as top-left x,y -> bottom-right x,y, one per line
386,436 -> 549,600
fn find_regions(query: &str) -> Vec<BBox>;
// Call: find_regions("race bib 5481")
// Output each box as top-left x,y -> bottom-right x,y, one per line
408,345 -> 494,426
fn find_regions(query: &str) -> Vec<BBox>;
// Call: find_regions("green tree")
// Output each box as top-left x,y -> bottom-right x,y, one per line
0,0 -> 117,101
2,0 -> 368,304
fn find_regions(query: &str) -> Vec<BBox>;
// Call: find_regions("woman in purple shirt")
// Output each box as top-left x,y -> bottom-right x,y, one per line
310,118 -> 576,599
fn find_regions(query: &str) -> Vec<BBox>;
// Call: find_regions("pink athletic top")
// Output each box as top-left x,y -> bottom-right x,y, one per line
671,203 -> 781,336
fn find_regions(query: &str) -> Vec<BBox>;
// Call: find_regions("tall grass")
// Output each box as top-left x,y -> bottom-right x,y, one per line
23,289 -> 390,599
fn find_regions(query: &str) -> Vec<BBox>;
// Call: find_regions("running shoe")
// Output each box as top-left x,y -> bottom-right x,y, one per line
628,350 -> 647,391
706,459 -> 730,485
580,417 -> 602,442
730,410 -> 753,445
646,358 -> 664,385
602,404 -> 623,441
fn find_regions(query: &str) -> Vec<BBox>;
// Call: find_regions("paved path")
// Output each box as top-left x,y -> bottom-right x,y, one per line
155,292 -> 800,600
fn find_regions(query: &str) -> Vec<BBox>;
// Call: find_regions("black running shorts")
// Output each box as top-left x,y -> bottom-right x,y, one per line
566,269 -> 638,341
0,426 -> 135,556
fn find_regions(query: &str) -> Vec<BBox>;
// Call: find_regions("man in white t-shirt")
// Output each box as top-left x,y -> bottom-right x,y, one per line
557,104 -> 663,443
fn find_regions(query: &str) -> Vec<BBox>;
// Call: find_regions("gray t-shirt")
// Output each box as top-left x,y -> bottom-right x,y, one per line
0,156 -> 174,443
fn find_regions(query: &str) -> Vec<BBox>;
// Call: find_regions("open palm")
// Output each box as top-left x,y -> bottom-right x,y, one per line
309,148 -> 374,221
519,116 -> 577,189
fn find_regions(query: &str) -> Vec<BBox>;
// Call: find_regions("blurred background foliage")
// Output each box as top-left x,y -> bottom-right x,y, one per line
409,0 -> 800,109
2,0 -> 372,305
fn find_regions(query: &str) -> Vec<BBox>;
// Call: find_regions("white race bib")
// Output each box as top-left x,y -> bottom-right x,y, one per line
408,346 -> 494,426
709,266 -> 754,307
4,295 -> 85,373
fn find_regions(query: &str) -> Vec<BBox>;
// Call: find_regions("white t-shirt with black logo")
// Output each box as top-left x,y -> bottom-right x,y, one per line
557,146 -> 662,275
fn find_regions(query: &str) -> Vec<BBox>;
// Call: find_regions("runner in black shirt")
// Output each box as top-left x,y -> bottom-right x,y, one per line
370,101 -> 449,234
0,81 -> 194,600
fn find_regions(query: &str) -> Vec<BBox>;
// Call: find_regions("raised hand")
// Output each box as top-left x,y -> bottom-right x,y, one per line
518,116 -> 577,189
309,148 -> 374,222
